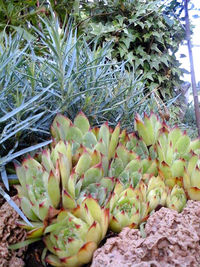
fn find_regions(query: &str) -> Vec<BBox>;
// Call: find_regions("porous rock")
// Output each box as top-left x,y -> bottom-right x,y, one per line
91,200 -> 200,267
0,196 -> 27,267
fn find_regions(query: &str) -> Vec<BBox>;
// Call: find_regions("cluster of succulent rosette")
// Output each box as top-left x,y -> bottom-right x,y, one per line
15,112 -> 200,266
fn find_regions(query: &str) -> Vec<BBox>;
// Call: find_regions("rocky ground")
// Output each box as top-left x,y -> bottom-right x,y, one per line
91,200 -> 200,267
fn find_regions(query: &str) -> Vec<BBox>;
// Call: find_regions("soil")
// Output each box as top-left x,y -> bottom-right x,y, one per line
0,182 -> 18,205
24,241 -> 49,267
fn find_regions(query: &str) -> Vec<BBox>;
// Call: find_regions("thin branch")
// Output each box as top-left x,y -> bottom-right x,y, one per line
184,0 -> 200,136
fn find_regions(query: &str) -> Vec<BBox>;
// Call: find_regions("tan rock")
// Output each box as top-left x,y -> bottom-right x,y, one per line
91,200 -> 200,267
0,196 -> 27,267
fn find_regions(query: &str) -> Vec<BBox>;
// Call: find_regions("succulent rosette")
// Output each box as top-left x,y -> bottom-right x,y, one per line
15,156 -> 60,221
15,158 -> 60,237
134,113 -> 193,189
156,126 -> 191,187
16,140 -> 73,219
77,177 -> 116,207
16,135 -> 114,228
108,146 -> 142,187
134,112 -> 162,146
51,112 -> 121,163
146,175 -> 167,211
44,197 -> 109,267
188,138 -> 200,155
166,185 -> 187,212
108,142 -> 157,187
108,183 -> 149,233
51,112 -> 90,145
183,152 -> 200,200
61,157 -> 107,209
126,132 -> 157,160
15,139 -> 108,229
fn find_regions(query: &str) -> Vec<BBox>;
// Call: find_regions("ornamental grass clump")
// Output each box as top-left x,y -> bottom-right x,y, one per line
14,111 -> 200,266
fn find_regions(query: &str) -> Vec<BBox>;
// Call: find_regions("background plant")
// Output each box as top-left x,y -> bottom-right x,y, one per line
77,0 -> 185,98
0,1 -> 186,96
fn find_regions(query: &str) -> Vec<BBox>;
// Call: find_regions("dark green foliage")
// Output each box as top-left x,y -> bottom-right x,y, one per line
80,0 -> 185,97
0,0 -> 185,98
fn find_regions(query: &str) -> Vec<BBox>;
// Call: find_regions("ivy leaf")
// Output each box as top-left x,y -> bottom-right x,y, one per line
118,43 -> 127,57
144,54 -> 151,62
129,16 -> 137,24
160,55 -> 169,67
90,23 -> 103,35
137,21 -> 145,29
152,31 -> 162,39
125,52 -> 135,63
116,15 -> 124,26
145,20 -> 152,29
180,68 -> 190,74
123,28 -> 135,41
120,36 -> 131,50
151,43 -> 162,53
149,82 -> 159,91
135,45 -> 145,55
171,67 -> 182,76
158,75 -> 164,84
143,32 -> 152,41
157,20 -> 166,29
150,59 -> 160,71
134,58 -> 144,69
145,71 -> 154,81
